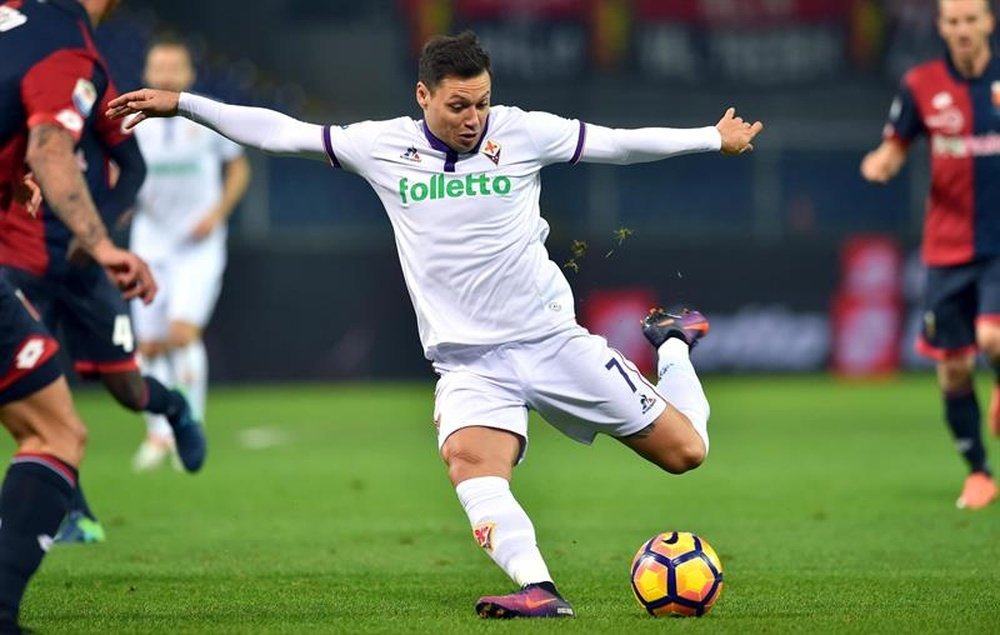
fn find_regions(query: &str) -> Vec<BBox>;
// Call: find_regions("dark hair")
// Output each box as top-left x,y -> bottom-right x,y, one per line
418,31 -> 491,89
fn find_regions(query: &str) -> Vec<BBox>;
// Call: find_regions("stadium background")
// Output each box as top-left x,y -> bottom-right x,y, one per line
93,0 -> 958,381
11,3 -> 999,632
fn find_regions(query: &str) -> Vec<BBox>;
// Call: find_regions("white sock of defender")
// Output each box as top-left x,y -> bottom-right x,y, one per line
455,476 -> 552,587
656,338 -> 711,453
170,340 -> 208,421
142,353 -> 174,439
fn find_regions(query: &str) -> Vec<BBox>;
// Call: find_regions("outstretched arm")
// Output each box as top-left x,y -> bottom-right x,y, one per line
860,140 -> 909,184
581,107 -> 763,165
107,90 -> 327,161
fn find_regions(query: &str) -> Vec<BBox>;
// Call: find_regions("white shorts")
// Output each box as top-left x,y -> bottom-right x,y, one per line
131,238 -> 226,341
433,325 -> 667,459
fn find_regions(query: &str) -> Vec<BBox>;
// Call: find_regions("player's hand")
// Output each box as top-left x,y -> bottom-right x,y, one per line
90,240 -> 158,304
190,208 -> 224,241
106,88 -> 180,131
14,173 -> 42,217
860,145 -> 901,184
716,107 -> 764,156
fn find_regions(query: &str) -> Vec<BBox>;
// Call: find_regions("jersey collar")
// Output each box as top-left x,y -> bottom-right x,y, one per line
421,114 -> 491,173
944,46 -> 996,83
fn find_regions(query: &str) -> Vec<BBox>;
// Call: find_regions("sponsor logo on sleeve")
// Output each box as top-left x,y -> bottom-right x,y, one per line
72,78 -> 97,117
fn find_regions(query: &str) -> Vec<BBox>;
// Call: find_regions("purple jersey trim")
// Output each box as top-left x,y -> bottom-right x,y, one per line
322,125 -> 341,168
569,121 -> 586,164
421,114 -> 491,173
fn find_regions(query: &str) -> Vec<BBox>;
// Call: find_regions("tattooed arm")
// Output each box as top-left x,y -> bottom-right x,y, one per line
26,123 -> 112,255
25,123 -> 157,303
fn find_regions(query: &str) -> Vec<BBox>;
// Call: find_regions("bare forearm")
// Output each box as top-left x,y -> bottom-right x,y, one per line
26,125 -> 110,253
217,156 -> 251,219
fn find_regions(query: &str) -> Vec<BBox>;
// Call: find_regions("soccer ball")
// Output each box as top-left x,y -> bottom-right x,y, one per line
630,531 -> 724,617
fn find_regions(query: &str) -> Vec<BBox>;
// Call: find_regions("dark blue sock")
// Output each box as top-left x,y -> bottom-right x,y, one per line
142,377 -> 186,420
70,480 -> 96,520
944,387 -> 990,475
0,454 -> 76,627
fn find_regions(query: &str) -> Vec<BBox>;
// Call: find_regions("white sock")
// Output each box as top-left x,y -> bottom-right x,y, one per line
455,476 -> 552,587
656,338 -> 711,453
170,340 -> 208,421
142,353 -> 174,440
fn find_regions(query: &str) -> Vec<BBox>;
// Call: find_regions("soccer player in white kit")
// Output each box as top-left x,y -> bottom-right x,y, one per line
108,32 -> 762,617
129,37 -> 251,470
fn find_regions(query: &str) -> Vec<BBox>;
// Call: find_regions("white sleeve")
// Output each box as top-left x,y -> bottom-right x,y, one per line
177,92 -> 327,161
579,124 -> 721,165
323,121 -> 382,175
522,110 -> 586,166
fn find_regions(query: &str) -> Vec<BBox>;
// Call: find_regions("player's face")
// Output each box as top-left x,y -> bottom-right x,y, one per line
144,45 -> 196,93
938,0 -> 995,62
416,71 -> 491,153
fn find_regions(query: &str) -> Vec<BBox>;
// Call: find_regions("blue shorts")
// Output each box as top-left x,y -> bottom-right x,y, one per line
0,275 -> 62,406
917,258 -> 1000,359
2,264 -> 138,377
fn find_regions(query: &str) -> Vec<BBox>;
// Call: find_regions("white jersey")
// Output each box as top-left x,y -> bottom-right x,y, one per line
324,105 -> 586,358
132,117 -> 244,261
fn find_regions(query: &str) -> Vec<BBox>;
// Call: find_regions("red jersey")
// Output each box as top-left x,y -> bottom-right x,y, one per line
883,54 -> 1000,267
0,0 -> 133,275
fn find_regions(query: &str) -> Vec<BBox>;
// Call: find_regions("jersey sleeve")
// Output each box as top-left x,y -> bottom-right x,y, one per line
323,120 -> 383,175
521,109 -> 586,166
21,49 -> 101,141
882,75 -> 924,144
92,79 -> 132,148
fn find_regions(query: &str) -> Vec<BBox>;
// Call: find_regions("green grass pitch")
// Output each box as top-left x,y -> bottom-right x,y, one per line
6,375 -> 999,633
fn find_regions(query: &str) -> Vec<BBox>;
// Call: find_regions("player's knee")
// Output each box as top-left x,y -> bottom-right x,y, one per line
937,357 -> 975,391
658,440 -> 706,475
139,341 -> 167,358
977,334 -> 1000,363
42,412 -> 87,464
441,443 -> 511,484
168,323 -> 201,348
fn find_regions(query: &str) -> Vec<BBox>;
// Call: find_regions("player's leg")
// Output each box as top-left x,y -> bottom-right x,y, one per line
131,260 -> 176,469
436,370 -> 573,618
165,239 -> 225,422
919,264 -> 995,509
62,265 -> 205,473
167,320 -> 207,418
0,282 -> 82,632
0,378 -> 85,631
133,342 -> 177,471
976,256 -> 1000,439
617,309 -> 709,473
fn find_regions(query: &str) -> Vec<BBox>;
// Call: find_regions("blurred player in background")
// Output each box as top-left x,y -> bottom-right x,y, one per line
108,31 -> 761,618
0,0 -> 158,629
0,24 -> 209,543
129,35 -> 250,471
862,0 -> 999,509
